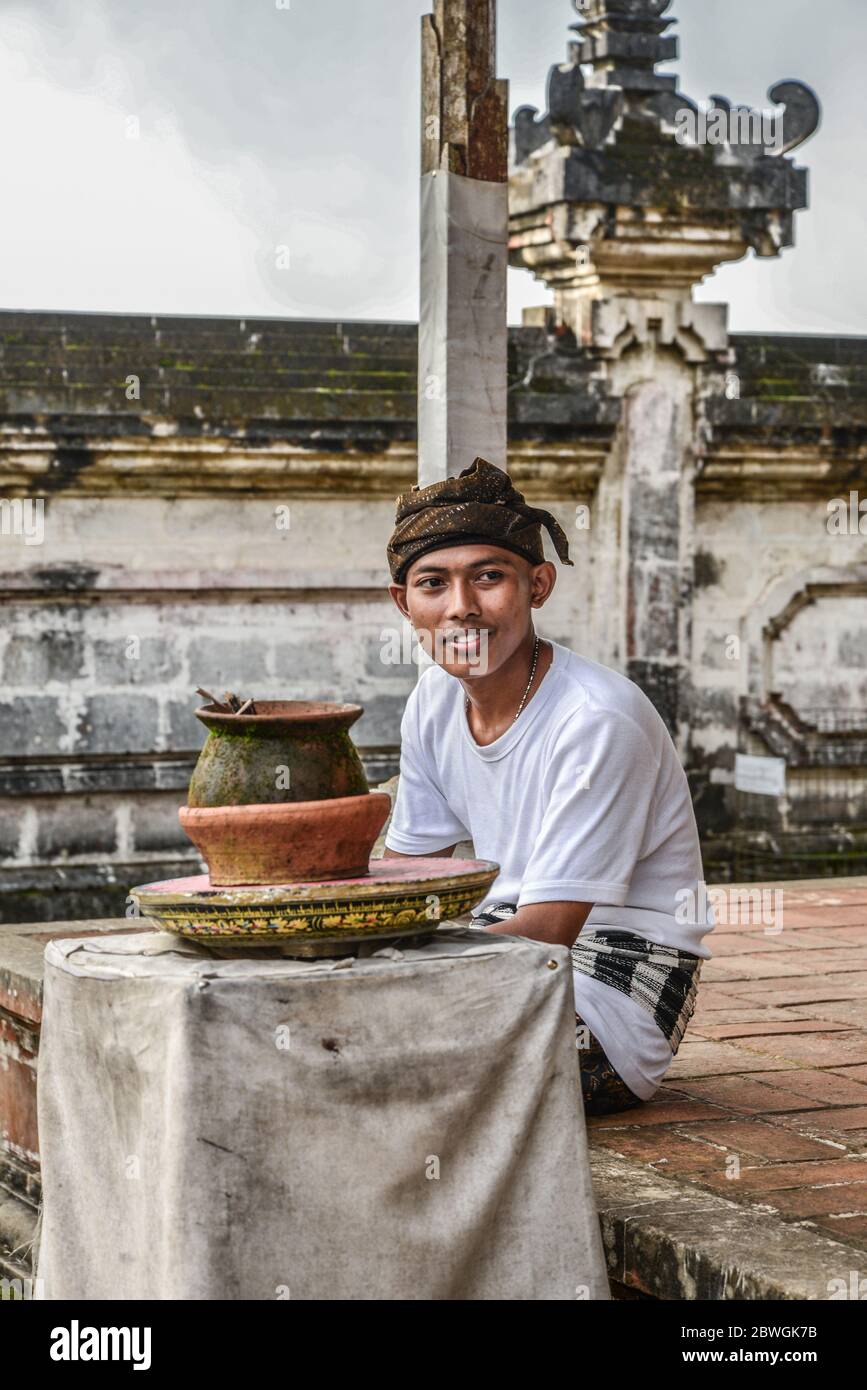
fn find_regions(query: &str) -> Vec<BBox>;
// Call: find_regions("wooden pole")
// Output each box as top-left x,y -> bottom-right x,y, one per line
418,0 -> 509,487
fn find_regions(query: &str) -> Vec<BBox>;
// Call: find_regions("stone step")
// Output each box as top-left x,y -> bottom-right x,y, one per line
706,396 -> 867,426
732,333 -> 867,366
0,338 -> 420,365
0,340 -> 418,364
0,310 -> 418,339
0,365 -> 417,392
0,385 -> 420,420
0,384 -> 615,425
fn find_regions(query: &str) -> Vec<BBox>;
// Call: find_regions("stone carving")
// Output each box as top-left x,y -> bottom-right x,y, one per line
511,105 -> 553,165
508,0 -> 822,324
593,0 -> 671,16
767,81 -> 823,155
671,83 -> 822,162
591,299 -> 731,365
513,1 -> 820,168
513,60 -> 624,163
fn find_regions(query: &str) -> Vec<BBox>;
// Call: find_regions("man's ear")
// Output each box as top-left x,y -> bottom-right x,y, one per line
387,583 -> 411,622
529,560 -> 557,608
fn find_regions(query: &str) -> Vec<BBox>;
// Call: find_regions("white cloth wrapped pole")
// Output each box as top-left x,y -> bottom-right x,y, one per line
34,928 -> 610,1301
417,169 -> 508,488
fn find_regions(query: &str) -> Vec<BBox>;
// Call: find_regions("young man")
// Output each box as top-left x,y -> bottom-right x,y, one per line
382,457 -> 715,1116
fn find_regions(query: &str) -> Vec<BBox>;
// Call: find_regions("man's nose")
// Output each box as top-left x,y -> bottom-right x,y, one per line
446,580 -> 480,619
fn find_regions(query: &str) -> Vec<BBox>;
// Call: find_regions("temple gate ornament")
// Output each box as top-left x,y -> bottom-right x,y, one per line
508,0 -> 822,341
504,0 -> 824,754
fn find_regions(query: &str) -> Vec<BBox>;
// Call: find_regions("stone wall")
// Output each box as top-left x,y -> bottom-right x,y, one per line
1,312 -> 865,918
689,337 -> 867,879
0,313 -> 607,920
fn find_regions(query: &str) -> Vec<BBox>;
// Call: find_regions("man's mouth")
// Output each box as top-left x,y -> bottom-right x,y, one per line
440,629 -> 490,657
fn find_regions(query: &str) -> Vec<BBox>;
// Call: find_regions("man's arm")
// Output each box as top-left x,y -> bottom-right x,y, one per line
483,900 -> 593,950
382,844 -> 457,860
383,848 -> 590,943
381,692 -> 470,857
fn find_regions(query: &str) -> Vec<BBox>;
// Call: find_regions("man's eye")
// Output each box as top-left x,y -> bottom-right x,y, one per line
416,572 -> 501,587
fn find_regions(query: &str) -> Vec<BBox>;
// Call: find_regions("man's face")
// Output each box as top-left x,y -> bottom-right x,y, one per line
388,543 -> 556,679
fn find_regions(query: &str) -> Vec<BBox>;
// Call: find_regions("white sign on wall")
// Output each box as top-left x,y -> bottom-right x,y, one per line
734,753 -> 787,797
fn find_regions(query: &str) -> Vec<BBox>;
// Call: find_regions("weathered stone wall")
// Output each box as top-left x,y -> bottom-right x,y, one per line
690,495 -> 867,878
0,314 -> 607,920
1,312 -> 866,917
692,499 -> 867,753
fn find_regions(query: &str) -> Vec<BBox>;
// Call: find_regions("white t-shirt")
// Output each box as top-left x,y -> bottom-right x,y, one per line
384,639 -> 715,1099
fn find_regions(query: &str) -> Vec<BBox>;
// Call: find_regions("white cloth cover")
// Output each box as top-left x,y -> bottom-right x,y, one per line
34,928 -> 610,1301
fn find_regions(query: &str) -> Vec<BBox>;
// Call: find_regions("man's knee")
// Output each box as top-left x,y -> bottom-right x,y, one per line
576,1014 -> 647,1115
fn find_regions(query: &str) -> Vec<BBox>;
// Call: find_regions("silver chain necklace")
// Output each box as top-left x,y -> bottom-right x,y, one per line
464,634 -> 541,724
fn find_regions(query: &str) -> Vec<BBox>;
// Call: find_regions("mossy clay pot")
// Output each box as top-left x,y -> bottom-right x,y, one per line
187,701 -> 370,807
181,701 -> 390,885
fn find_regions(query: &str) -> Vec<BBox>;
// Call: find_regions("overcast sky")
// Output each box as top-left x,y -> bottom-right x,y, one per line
0,0 -> 862,333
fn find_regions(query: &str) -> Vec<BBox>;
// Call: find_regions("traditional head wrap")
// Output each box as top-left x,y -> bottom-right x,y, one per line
387,457 -> 574,584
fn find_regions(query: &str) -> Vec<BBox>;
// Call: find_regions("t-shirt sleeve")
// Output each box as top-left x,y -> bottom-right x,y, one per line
516,707 -> 660,908
383,685 -> 470,854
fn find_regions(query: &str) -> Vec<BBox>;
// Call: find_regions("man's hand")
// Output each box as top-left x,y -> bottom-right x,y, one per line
482,900 -> 593,950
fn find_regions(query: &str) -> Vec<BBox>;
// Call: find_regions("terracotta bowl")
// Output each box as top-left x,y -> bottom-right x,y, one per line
179,792 -> 391,886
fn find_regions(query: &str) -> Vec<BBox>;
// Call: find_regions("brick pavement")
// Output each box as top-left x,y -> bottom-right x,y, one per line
588,877 -> 867,1265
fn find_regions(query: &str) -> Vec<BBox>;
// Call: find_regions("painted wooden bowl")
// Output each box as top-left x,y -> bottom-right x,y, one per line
130,858 -> 500,955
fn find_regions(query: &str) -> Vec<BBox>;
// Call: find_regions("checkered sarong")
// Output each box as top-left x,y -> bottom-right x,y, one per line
470,906 -> 702,1054
570,928 -> 702,1053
